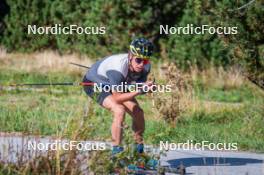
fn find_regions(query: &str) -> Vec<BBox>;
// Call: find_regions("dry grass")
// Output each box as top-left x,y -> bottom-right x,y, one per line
0,47 -> 7,58
187,99 -> 244,114
190,65 -> 245,90
0,50 -> 245,91
0,50 -> 93,74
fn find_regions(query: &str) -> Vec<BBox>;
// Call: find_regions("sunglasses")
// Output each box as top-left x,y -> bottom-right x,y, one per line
135,57 -> 149,65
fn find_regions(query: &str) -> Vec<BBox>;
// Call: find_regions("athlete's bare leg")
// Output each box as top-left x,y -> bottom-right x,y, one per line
102,95 -> 126,146
123,99 -> 145,144
102,95 -> 144,146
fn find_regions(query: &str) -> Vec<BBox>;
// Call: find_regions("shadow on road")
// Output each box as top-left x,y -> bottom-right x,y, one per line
167,157 -> 263,167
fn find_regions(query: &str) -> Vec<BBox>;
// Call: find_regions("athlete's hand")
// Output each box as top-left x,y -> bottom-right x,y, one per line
146,81 -> 157,93
139,81 -> 156,94
145,81 -> 153,87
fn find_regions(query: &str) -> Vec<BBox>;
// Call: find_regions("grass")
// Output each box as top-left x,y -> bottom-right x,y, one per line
144,108 -> 264,151
0,53 -> 264,153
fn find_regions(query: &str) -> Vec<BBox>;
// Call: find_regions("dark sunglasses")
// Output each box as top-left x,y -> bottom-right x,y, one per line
135,58 -> 149,65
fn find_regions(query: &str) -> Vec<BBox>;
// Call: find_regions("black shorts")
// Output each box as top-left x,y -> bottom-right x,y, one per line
82,76 -> 112,106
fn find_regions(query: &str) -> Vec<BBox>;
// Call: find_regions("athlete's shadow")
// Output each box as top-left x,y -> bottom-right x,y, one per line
167,157 -> 264,167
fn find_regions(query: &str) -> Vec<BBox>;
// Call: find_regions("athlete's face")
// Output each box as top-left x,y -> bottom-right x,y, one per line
130,54 -> 149,72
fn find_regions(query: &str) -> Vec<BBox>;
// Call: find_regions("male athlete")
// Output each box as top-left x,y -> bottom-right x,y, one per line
83,38 -> 153,155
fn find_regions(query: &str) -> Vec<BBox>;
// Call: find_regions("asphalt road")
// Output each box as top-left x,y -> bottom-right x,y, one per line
160,148 -> 264,175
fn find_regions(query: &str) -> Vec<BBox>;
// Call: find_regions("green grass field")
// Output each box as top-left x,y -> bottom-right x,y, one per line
0,56 -> 263,152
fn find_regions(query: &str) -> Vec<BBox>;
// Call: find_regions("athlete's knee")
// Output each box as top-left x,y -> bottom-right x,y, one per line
112,104 -> 126,117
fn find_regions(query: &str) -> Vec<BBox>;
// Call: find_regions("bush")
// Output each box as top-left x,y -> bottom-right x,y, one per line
1,0 -> 185,58
0,0 -> 263,87
166,0 -> 264,86
166,0 -> 232,69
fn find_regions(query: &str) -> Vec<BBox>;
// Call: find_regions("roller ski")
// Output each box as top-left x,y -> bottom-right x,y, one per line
111,144 -> 186,175
126,159 -> 186,175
